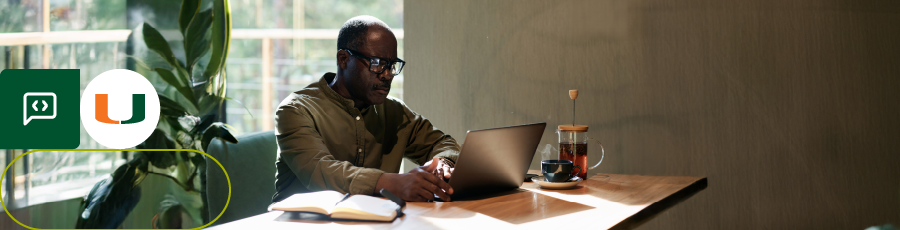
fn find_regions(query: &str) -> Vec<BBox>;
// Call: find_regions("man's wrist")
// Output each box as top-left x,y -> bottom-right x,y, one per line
432,150 -> 460,164
374,173 -> 396,195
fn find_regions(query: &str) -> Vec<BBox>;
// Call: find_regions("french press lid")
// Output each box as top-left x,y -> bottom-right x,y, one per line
558,125 -> 588,133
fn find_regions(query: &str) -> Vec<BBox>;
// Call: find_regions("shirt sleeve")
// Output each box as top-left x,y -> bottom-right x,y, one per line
275,103 -> 384,195
401,105 -> 461,166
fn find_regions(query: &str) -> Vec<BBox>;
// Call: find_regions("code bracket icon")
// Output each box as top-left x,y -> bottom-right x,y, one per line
23,92 -> 58,125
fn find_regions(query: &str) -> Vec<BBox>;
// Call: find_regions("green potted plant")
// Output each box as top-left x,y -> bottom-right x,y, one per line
75,0 -> 237,228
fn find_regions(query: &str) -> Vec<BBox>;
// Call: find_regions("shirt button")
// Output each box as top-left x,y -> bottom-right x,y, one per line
356,116 -> 360,120
358,148 -> 362,153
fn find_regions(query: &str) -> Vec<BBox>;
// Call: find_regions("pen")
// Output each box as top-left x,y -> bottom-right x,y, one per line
335,192 -> 351,206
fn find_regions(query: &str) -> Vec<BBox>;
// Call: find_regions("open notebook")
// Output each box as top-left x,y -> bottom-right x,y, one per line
268,190 -> 404,222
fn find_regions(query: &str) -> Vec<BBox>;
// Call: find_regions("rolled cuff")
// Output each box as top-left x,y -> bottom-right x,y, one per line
349,168 -> 385,195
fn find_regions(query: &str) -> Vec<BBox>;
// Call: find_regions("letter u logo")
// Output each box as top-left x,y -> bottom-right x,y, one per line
95,94 -> 145,124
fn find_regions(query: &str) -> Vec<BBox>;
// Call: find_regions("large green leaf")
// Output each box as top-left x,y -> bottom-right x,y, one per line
152,68 -> 182,89
126,55 -> 161,71
190,114 -> 217,137
75,158 -> 145,229
178,0 -> 201,36
163,115 -> 188,134
154,68 -> 198,110
196,93 -> 224,117
200,122 -> 238,152
215,69 -> 227,97
142,129 -> 177,169
203,0 -> 232,81
144,23 -> 193,100
158,94 -> 188,118
189,153 -> 205,178
184,9 -> 213,71
142,23 -> 180,71
175,63 -> 192,92
198,71 -> 229,116
205,67 -> 226,95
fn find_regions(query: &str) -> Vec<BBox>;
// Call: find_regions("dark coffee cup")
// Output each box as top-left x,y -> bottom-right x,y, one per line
541,160 -> 582,182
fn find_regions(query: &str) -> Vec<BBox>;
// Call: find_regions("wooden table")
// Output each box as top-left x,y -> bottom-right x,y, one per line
207,172 -> 707,230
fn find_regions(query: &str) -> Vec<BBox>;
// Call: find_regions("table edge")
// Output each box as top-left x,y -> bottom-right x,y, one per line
610,177 -> 709,230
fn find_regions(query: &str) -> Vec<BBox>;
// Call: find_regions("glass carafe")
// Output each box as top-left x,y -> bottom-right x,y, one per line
557,125 -> 604,179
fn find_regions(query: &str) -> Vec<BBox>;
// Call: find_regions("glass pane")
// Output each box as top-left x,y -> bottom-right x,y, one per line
1,149 -> 6,204
301,0 -> 404,29
0,0 -> 127,33
224,38 -> 263,133
49,0 -> 127,31
0,0 -> 41,33
13,150 -> 25,205
25,151 -> 124,205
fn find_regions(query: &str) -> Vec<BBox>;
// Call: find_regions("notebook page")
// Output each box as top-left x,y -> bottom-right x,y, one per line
331,195 -> 399,221
268,190 -> 345,214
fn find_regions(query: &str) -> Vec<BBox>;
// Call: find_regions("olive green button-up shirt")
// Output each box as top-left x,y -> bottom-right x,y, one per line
272,73 -> 460,202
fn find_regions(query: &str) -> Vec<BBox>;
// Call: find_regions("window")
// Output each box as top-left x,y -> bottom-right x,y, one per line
2,150 -> 125,208
224,0 -> 405,133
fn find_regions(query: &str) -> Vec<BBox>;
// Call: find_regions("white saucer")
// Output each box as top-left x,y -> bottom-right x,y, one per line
531,176 -> 582,190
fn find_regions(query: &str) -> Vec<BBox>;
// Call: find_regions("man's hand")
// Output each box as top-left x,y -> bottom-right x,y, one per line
375,164 -> 454,202
423,157 -> 454,182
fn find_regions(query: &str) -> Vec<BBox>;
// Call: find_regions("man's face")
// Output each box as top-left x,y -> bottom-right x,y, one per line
343,26 -> 398,107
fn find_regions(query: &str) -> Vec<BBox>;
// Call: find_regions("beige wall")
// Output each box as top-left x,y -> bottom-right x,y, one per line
405,0 -> 900,228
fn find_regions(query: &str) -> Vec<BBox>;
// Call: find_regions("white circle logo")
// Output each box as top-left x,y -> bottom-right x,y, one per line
80,69 -> 160,149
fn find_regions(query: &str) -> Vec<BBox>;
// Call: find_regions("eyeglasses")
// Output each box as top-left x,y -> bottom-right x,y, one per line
343,49 -> 405,76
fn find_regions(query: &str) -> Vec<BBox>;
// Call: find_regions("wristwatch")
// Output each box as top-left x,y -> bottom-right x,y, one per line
438,157 -> 455,168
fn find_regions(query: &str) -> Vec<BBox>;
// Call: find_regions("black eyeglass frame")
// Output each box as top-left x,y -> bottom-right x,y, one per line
343,49 -> 406,76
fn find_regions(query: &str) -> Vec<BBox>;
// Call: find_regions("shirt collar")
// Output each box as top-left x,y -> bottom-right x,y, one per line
319,72 -> 372,115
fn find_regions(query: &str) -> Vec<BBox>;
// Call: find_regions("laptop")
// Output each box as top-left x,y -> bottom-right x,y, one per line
444,122 -> 546,199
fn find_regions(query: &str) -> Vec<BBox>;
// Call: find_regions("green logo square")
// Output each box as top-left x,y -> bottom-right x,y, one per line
0,69 -> 80,149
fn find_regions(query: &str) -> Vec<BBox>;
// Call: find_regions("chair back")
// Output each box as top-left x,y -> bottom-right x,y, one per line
204,130 -> 277,226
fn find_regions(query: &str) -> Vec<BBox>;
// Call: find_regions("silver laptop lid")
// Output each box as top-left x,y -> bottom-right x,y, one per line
448,122 -> 546,198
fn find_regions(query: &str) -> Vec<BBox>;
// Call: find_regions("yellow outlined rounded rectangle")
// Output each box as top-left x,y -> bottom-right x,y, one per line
1,149 -> 231,230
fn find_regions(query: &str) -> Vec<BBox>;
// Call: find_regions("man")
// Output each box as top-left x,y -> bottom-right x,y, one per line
273,15 -> 459,202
